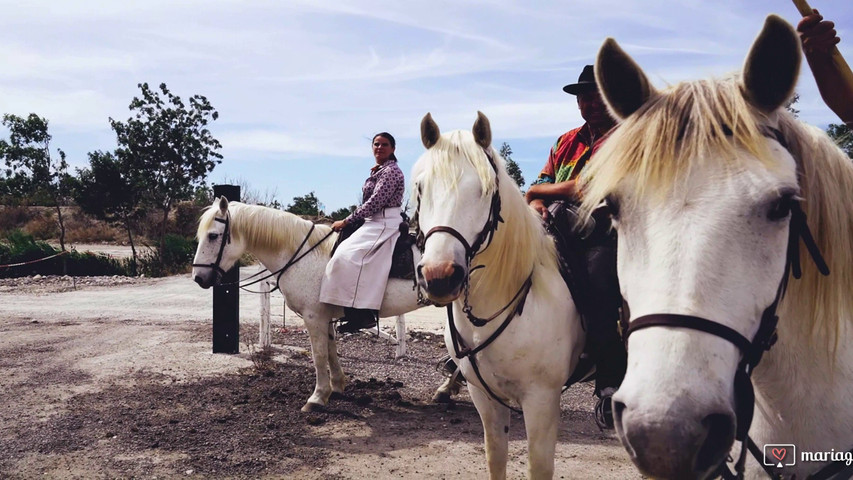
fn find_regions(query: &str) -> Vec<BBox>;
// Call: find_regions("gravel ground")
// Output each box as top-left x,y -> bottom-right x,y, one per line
0,273 -> 641,479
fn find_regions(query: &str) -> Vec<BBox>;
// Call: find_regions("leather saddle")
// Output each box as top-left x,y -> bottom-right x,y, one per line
330,217 -> 417,281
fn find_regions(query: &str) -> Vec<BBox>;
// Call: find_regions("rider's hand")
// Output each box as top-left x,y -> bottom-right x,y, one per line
331,219 -> 347,232
798,10 -> 840,55
529,199 -> 551,222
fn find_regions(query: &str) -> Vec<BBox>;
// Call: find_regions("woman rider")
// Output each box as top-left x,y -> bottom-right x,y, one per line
320,132 -> 405,333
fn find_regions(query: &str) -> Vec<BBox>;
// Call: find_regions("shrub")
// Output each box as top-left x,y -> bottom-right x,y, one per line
0,230 -> 131,278
136,234 -> 197,277
172,201 -> 204,237
24,211 -> 59,239
0,206 -> 35,234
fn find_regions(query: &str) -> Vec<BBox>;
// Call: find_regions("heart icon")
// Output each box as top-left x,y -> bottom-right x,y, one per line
772,448 -> 787,461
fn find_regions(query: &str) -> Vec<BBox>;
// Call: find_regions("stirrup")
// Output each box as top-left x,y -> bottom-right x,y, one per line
594,389 -> 616,430
435,355 -> 467,385
335,309 -> 377,334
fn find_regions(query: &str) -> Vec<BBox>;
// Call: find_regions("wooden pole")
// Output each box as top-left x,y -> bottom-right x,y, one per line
791,0 -> 853,91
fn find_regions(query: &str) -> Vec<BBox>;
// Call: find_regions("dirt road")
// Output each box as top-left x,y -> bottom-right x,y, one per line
0,273 -> 641,479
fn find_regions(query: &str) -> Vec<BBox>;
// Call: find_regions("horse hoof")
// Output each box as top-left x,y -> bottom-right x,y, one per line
301,402 -> 325,413
432,391 -> 452,404
330,391 -> 345,400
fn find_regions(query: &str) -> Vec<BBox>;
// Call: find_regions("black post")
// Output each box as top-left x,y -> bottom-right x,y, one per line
212,184 -> 240,354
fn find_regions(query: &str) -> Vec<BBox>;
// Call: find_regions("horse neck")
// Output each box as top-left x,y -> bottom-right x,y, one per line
753,300 -> 853,452
467,185 -> 558,310
236,210 -> 334,276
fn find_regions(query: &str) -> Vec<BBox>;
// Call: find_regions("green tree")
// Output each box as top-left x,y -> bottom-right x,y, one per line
0,113 -> 72,250
826,123 -> 853,159
499,142 -> 525,189
109,82 -> 222,256
75,150 -> 147,271
329,205 -> 356,220
785,93 -> 800,118
286,191 -> 321,216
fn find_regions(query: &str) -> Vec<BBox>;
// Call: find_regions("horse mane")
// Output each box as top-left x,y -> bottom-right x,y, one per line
197,202 -> 335,257
413,130 -> 560,302
578,75 -> 853,347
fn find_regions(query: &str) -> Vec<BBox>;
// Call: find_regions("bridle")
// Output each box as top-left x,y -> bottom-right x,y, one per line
414,147 -> 533,412
621,126 -> 834,479
414,148 -> 517,326
192,215 -> 232,280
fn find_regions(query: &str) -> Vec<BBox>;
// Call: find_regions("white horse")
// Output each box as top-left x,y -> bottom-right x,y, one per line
191,200 -> 460,411
579,15 -> 853,479
413,112 -> 584,479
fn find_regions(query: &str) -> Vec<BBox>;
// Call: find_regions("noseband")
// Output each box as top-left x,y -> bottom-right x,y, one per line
192,215 -> 232,279
622,126 -> 831,479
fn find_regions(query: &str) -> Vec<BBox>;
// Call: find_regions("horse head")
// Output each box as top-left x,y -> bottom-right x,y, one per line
413,112 -> 502,304
583,15 -> 805,479
192,196 -> 246,288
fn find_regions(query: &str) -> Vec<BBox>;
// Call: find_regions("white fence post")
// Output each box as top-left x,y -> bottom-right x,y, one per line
259,278 -> 271,348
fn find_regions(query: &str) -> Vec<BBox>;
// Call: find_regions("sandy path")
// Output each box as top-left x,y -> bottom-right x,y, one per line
0,272 -> 641,479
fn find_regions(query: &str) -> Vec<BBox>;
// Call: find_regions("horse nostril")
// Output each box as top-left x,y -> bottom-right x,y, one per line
450,264 -> 465,286
416,264 -> 424,280
696,413 -> 735,474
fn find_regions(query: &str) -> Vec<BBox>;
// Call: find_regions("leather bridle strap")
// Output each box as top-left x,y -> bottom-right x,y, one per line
628,314 -> 752,353
423,225 -> 474,259
192,216 -> 231,278
233,225 -> 334,291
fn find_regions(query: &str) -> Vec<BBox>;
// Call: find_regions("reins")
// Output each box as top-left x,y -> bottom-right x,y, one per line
235,224 -> 334,292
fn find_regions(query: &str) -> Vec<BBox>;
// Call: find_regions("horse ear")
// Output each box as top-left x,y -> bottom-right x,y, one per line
741,15 -> 801,113
472,111 -> 492,149
421,113 -> 441,149
218,195 -> 229,215
595,38 -> 656,119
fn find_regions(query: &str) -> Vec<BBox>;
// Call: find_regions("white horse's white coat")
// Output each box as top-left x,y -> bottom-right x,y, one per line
191,201 -> 454,411
581,15 -> 853,480
413,112 -> 584,479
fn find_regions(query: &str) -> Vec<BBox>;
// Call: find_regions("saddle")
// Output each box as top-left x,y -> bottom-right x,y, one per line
330,216 -> 417,281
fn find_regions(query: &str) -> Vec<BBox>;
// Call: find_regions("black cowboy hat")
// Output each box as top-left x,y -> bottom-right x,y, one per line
563,64 -> 597,95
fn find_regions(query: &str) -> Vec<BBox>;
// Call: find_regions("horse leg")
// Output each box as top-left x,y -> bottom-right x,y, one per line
432,367 -> 463,403
327,321 -> 347,394
521,389 -> 561,479
302,314 -> 335,412
470,384 -> 511,480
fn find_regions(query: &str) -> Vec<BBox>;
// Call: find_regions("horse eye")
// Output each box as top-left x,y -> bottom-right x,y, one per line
768,194 -> 794,221
603,194 -> 621,220
208,232 -> 220,241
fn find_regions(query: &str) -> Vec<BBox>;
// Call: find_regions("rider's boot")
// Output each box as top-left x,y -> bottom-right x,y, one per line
336,308 -> 378,334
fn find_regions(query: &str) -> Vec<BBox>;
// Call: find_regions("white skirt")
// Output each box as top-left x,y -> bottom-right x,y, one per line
319,207 -> 402,310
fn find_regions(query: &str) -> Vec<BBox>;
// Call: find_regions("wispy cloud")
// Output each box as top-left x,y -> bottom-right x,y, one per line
1,0 -> 850,211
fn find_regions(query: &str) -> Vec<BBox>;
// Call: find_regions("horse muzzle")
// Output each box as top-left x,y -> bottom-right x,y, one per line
613,392 -> 735,480
417,261 -> 465,303
192,269 -> 219,289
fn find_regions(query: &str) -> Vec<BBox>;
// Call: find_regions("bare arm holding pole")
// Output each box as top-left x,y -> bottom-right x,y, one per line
792,0 -> 853,124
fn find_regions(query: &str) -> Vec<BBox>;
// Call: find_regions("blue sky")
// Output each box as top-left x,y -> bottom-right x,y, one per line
2,0 -> 851,212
